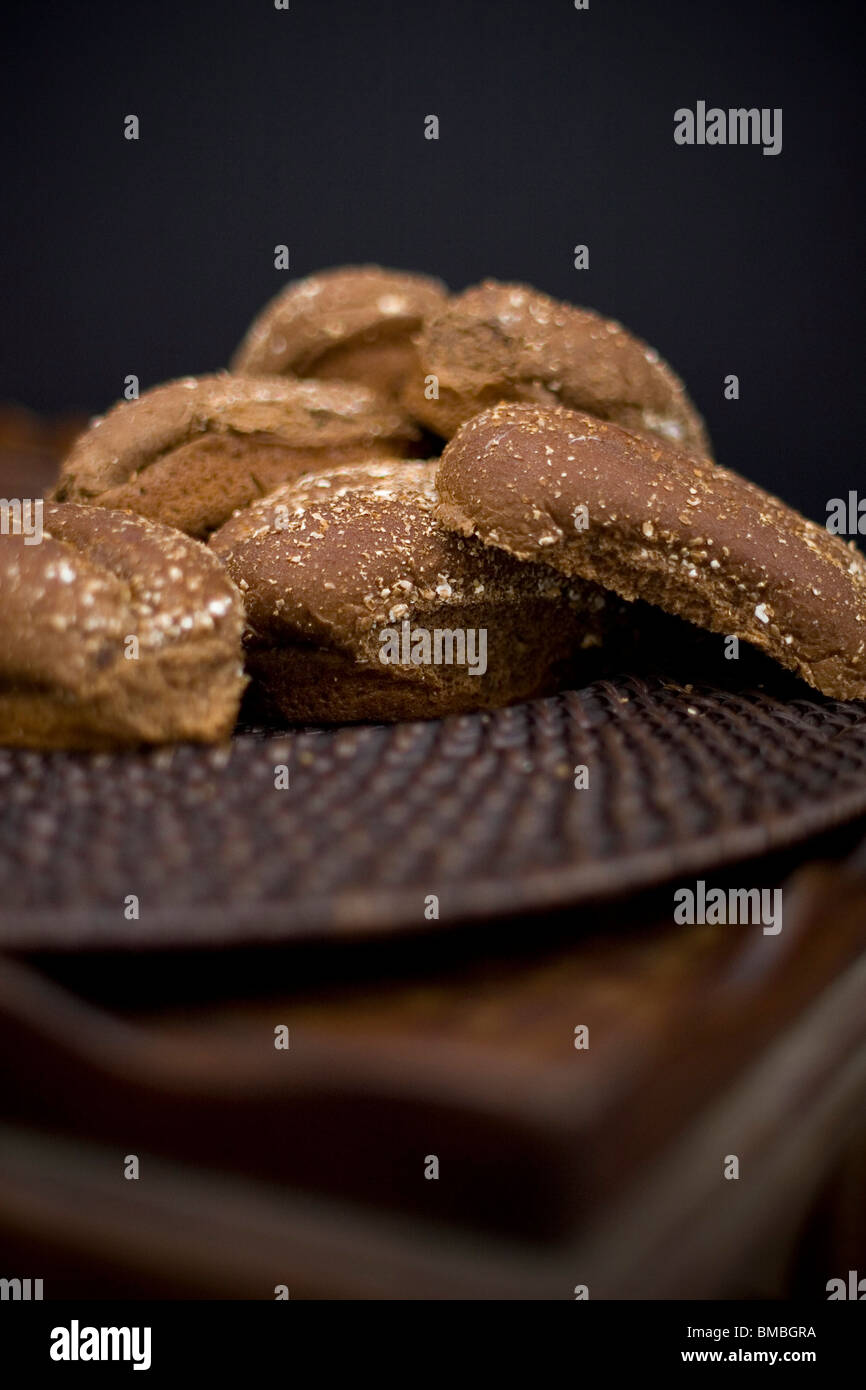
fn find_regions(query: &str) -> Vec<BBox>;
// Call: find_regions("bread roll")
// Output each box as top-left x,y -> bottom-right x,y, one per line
0,502 -> 246,747
210,458 -> 617,722
53,373 -> 418,538
436,403 -> 866,701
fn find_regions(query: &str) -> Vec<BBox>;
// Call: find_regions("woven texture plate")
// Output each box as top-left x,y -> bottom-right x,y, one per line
2,670 -> 866,952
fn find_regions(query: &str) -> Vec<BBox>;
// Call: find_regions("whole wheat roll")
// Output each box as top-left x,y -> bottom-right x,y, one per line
231,265 -> 448,403
403,279 -> 711,456
209,457 -> 620,722
0,501 -> 247,748
435,403 -> 866,701
53,373 -> 419,538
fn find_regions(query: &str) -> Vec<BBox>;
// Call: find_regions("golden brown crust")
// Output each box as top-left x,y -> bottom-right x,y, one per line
0,502 -> 247,748
52,373 -> 418,538
209,458 -> 616,722
403,280 -> 711,456
231,266 -> 448,401
436,403 -> 866,701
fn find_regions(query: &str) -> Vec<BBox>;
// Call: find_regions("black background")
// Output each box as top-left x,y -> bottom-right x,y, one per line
1,0 -> 862,518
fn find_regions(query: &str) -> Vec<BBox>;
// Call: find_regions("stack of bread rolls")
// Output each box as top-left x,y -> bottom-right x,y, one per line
2,265 -> 864,747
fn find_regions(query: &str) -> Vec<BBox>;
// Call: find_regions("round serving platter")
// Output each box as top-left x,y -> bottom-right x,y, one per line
2,669 -> 866,952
